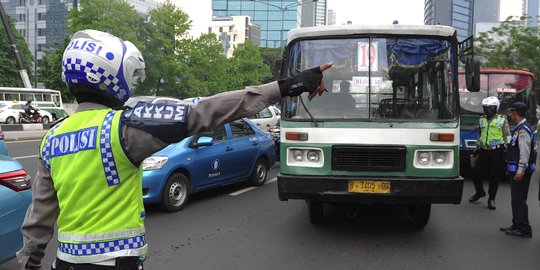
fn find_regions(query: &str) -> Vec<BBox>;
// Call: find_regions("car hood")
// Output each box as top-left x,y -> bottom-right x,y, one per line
0,155 -> 23,173
152,137 -> 191,157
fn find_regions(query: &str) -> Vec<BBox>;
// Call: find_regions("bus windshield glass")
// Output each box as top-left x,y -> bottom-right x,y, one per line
459,72 -> 534,114
283,37 -> 457,121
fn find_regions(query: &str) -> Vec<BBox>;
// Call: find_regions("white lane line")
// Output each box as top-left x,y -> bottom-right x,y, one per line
229,187 -> 257,196
6,139 -> 42,144
13,155 -> 39,160
265,177 -> 277,185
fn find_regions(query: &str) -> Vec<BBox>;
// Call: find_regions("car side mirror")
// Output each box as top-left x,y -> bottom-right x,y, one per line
195,136 -> 214,147
465,57 -> 480,92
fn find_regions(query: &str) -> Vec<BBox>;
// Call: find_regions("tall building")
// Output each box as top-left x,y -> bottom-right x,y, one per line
211,0 -> 302,48
0,0 -> 160,87
301,0 -> 326,27
209,16 -> 261,58
523,0 -> 540,27
327,9 -> 336,25
424,0 -> 474,41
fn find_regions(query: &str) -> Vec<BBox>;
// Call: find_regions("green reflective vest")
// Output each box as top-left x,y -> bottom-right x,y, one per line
478,114 -> 506,148
40,109 -> 146,264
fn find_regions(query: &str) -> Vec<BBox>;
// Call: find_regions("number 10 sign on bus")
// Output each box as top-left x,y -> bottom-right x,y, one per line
358,42 -> 378,71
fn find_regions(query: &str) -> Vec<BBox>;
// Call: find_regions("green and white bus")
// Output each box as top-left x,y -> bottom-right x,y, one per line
0,87 -> 69,120
277,25 -> 477,226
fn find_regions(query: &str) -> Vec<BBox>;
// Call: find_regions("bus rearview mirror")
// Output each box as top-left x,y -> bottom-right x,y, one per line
465,58 -> 480,92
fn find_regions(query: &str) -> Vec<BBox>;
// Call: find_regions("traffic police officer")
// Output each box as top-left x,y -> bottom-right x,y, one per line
500,102 -> 535,238
469,96 -> 510,210
16,29 -> 332,270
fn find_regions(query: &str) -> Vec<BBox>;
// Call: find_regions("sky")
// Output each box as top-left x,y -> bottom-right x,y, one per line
171,0 -> 523,37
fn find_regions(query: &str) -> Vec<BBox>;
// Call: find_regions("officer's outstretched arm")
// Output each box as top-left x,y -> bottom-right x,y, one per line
17,161 -> 59,270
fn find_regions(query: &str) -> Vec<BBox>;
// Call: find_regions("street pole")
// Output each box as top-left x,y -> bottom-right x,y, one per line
280,9 -> 284,56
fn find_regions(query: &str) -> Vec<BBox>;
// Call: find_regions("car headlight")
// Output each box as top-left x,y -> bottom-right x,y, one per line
418,152 -> 431,165
142,156 -> 169,170
293,150 -> 304,162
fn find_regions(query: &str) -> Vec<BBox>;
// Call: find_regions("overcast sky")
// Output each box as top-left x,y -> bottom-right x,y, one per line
171,0 -> 522,37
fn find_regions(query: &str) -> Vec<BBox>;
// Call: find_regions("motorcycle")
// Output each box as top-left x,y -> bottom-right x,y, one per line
19,109 -> 44,123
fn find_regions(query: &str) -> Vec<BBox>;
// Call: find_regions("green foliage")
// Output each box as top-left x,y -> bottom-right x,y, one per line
0,16 -> 34,87
39,44 -> 71,101
230,41 -> 272,87
476,16 -> 540,89
259,47 -> 281,80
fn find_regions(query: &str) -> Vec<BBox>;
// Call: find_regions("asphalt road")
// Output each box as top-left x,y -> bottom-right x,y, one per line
2,139 -> 540,269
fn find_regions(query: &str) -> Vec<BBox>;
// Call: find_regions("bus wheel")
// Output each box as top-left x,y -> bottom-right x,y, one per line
408,204 -> 431,228
308,201 -> 324,224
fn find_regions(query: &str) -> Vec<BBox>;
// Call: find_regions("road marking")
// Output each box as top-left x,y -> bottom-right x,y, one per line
6,139 -> 42,144
265,177 -> 277,185
229,187 -> 257,196
14,155 -> 39,160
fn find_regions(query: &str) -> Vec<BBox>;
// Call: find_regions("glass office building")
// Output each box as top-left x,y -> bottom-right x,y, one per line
424,0 -> 474,41
212,0 -> 301,48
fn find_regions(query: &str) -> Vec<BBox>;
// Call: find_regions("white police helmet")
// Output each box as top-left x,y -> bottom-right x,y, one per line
481,96 -> 500,110
62,29 -> 146,105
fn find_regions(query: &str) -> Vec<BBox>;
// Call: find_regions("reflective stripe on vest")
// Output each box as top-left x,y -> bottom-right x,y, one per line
41,123 -> 62,171
100,110 -> 121,186
59,235 -> 146,256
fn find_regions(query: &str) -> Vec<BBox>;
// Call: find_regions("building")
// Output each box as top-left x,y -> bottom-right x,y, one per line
208,16 -> 261,58
523,0 -> 540,27
424,0 -> 474,41
301,0 -> 326,27
0,0 -> 160,87
327,9 -> 336,25
211,0 -> 302,48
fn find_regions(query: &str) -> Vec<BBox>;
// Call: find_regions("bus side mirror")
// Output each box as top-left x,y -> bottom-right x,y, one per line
465,58 -> 480,92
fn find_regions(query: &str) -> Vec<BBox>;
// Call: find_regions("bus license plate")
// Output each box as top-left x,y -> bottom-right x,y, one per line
348,181 -> 391,194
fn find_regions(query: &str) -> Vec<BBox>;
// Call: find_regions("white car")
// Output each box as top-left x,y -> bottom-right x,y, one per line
0,102 -> 53,124
248,106 -> 281,129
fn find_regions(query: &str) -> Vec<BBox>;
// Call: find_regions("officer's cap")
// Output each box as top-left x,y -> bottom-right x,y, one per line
509,102 -> 528,115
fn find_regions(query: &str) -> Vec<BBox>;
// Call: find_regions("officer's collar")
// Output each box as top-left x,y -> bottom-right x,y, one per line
76,102 -> 110,113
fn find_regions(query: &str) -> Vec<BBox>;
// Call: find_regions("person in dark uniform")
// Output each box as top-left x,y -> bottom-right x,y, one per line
469,96 -> 510,210
500,102 -> 536,238
17,29 -> 333,270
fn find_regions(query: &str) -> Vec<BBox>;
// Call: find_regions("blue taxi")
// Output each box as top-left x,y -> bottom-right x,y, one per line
141,118 -> 275,212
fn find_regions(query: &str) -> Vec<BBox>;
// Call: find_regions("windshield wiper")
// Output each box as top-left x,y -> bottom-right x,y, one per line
298,94 -> 320,127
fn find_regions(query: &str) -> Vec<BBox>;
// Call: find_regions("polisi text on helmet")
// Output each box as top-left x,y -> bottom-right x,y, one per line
65,39 -> 114,61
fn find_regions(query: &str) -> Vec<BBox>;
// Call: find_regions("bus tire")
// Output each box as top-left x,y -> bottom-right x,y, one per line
5,117 -> 15,124
408,204 -> 431,228
308,201 -> 324,224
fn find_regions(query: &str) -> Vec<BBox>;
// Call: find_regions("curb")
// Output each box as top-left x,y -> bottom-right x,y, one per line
1,123 -> 52,131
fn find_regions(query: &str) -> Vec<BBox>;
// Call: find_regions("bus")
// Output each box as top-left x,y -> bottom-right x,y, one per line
0,87 -> 69,120
458,69 -> 536,174
277,25 -> 478,227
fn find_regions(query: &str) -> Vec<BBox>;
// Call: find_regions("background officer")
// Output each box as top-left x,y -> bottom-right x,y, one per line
469,96 -> 510,210
16,29 -> 332,270
500,102 -> 536,238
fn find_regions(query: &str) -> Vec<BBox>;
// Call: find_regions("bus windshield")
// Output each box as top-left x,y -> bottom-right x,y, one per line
283,37 -> 457,121
459,71 -> 534,114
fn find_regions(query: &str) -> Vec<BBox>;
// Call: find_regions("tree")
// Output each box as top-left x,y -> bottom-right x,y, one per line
230,41 -> 272,88
476,16 -> 540,92
0,16 -> 34,87
39,46 -> 71,101
259,47 -> 281,81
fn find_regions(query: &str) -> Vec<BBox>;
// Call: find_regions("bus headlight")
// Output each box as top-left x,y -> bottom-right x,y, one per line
287,148 -> 324,168
414,150 -> 453,169
307,151 -> 320,162
293,150 -> 304,162
418,152 -> 431,165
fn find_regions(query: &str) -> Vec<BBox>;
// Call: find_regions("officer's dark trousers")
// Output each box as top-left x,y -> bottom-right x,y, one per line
510,173 -> 532,234
53,258 -> 143,270
474,148 -> 505,199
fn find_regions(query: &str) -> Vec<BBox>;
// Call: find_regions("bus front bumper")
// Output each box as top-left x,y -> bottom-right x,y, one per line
277,174 -> 463,204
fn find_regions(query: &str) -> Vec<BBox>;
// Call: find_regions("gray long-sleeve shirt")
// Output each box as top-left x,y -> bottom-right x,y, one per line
515,119 -> 532,175
17,82 -> 281,269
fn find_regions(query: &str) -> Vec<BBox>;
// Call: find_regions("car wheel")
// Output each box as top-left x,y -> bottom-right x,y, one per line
41,116 -> 50,124
308,201 -> 324,224
6,117 -> 15,124
408,204 -> 431,228
249,157 -> 268,186
160,173 -> 190,212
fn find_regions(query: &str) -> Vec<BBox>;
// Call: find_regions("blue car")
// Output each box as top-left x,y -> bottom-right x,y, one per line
0,125 -> 8,156
0,155 -> 32,264
142,119 -> 275,212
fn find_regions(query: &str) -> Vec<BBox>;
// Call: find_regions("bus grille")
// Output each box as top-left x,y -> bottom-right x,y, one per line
332,146 -> 406,172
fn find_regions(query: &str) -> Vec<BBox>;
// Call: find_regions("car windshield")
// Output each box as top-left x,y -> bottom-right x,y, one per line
283,37 -> 457,121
